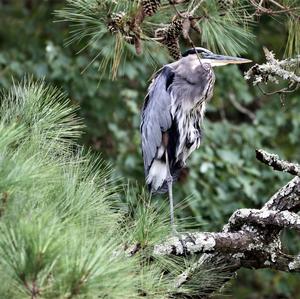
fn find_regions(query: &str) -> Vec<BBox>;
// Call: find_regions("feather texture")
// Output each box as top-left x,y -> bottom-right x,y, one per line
141,55 -> 215,193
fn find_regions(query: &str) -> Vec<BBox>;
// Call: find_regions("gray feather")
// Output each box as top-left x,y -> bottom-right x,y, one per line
141,66 -> 174,175
140,55 -> 215,193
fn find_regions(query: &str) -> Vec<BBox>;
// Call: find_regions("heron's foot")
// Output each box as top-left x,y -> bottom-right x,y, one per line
170,225 -> 187,254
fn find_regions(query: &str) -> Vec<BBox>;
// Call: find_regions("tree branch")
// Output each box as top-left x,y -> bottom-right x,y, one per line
256,149 -> 300,176
154,231 -> 255,256
263,176 -> 300,212
245,48 -> 300,95
228,209 -> 300,231
153,150 -> 300,297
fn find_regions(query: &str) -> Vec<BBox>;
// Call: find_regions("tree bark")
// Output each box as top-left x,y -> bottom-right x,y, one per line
153,150 -> 300,297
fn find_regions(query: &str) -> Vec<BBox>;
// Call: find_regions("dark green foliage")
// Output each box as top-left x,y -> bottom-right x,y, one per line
0,80 -> 170,299
0,80 -> 133,298
1,1 -> 300,298
217,0 -> 234,14
0,79 -> 232,298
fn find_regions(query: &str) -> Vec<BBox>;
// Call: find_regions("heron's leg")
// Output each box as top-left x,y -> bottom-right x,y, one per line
165,151 -> 177,234
167,176 -> 175,227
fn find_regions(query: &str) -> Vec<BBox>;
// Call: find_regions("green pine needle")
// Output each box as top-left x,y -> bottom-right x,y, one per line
0,79 -> 244,298
285,17 -> 300,57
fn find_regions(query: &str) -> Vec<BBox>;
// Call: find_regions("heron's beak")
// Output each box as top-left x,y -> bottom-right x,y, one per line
204,54 -> 252,67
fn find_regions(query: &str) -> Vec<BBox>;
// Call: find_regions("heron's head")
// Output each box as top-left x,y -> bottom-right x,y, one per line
182,47 -> 252,67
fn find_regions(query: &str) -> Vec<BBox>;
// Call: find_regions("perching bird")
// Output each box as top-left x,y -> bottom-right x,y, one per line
140,47 -> 251,229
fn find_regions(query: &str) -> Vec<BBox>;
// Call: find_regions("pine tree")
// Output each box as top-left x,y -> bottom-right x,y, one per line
0,80 -> 150,298
1,1 -> 300,298
0,79 -> 232,298
55,0 -> 300,79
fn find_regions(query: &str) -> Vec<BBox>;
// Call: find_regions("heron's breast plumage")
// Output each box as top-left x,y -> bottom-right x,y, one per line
170,67 -> 215,164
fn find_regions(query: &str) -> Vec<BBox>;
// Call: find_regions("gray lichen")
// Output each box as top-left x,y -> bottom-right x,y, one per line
244,48 -> 300,93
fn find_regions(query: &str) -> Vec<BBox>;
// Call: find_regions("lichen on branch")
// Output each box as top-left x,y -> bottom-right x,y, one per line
245,47 -> 300,94
152,150 -> 300,297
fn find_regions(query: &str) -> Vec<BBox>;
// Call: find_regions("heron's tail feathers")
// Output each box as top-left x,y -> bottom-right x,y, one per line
146,159 -> 168,192
146,159 -> 182,194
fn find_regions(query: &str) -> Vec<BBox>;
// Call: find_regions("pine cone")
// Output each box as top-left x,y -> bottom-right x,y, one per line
217,0 -> 234,15
107,11 -> 126,33
166,18 -> 183,38
154,28 -> 166,39
165,37 -> 181,60
155,23 -> 182,60
142,0 -> 161,17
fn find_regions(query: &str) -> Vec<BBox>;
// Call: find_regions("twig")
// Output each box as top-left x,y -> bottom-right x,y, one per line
249,0 -> 300,18
228,93 -> 256,121
190,0 -> 205,16
245,49 -> 300,95
256,149 -> 300,176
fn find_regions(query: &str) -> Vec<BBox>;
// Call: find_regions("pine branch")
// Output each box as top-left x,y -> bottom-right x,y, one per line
248,0 -> 300,18
153,150 -> 300,297
56,0 -> 255,77
0,80 -> 157,299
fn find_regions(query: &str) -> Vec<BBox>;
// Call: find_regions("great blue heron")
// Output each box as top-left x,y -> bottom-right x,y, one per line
140,47 -> 251,230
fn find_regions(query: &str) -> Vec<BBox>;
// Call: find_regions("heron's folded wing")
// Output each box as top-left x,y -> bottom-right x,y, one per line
140,66 -> 174,174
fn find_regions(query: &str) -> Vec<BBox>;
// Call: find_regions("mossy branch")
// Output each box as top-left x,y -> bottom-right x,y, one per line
153,150 -> 300,297
245,48 -> 300,95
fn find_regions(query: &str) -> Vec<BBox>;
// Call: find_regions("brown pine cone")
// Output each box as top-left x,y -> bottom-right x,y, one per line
141,0 -> 161,17
107,11 -> 126,33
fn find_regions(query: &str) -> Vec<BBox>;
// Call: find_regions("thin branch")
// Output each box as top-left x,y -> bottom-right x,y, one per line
228,93 -> 256,121
245,49 -> 300,95
248,0 -> 300,18
228,208 -> 300,231
189,0 -> 205,15
256,149 -> 300,176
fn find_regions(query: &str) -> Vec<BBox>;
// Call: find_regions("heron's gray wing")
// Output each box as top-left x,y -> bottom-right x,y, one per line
140,66 -> 174,175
